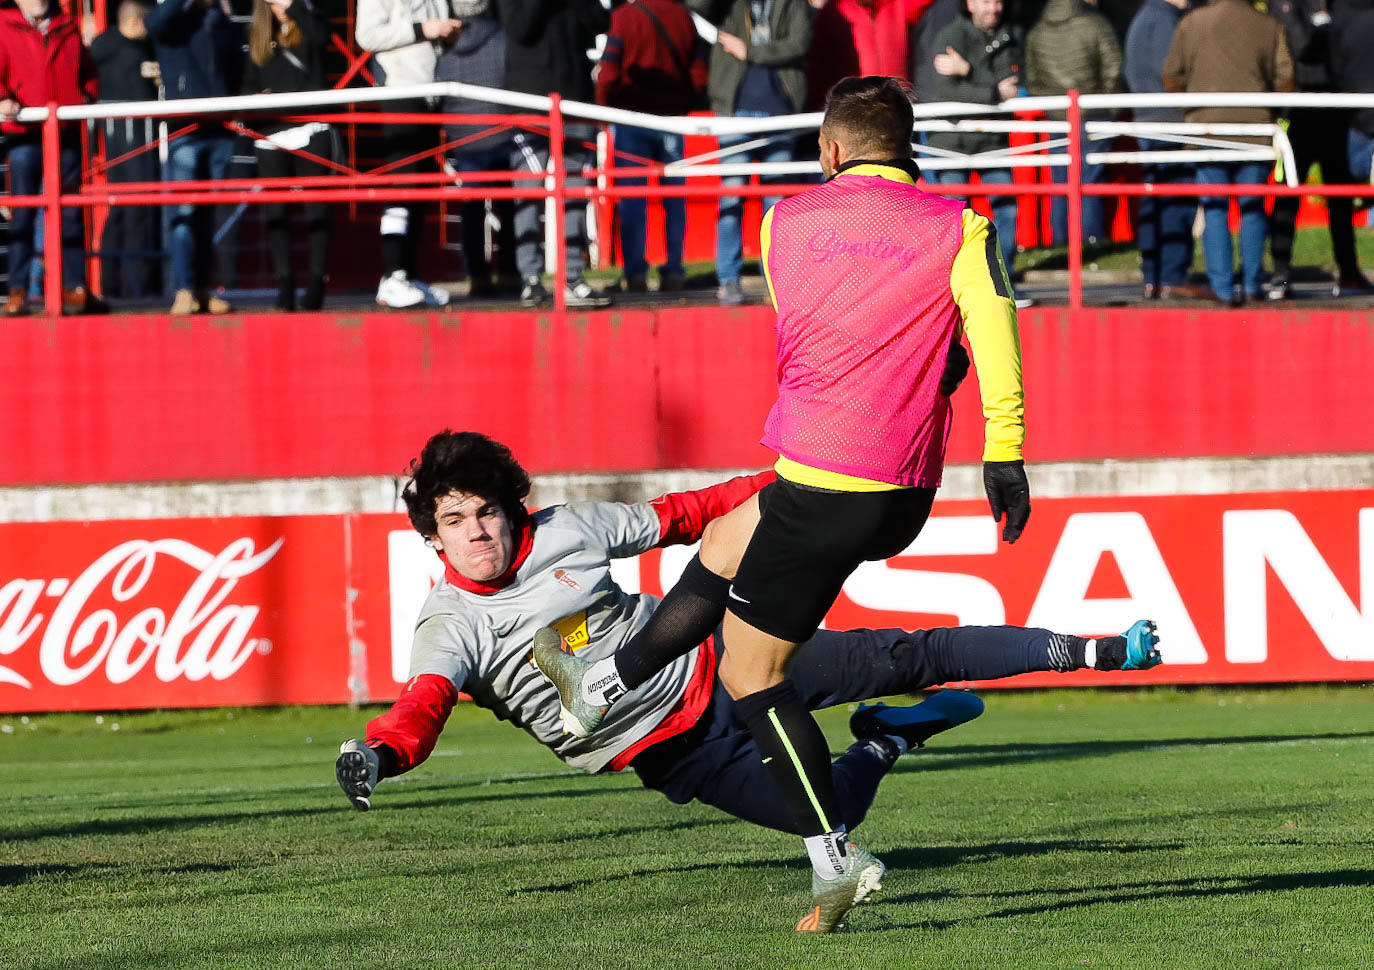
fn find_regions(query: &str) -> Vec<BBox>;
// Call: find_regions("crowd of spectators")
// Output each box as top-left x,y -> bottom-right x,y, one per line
1,0 -> 1373,315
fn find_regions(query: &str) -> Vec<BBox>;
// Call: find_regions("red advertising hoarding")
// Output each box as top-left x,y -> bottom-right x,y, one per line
2,489 -> 1370,713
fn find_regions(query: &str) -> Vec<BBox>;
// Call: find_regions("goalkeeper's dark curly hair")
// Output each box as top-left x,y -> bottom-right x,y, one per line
402,430 -> 532,538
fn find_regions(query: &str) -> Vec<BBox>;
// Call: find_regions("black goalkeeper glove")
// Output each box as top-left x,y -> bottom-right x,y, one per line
939,340 -> 971,396
983,459 -> 1030,543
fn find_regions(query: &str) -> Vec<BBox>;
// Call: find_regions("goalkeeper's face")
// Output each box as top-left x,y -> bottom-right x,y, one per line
431,490 -> 516,583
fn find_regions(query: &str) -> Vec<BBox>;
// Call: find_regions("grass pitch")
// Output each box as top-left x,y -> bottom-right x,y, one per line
2,686 -> 1370,970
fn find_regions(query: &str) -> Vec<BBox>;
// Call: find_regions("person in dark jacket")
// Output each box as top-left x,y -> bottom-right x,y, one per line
435,0 -> 518,298
596,0 -> 707,292
0,0 -> 100,316
91,0 -> 162,302
145,0 -> 244,315
1332,0 -> 1374,211
1025,0 -> 1122,245
689,0 -> 812,305
242,0 -> 333,311
926,0 -> 1023,276
1123,0 -> 1203,300
1267,0 -> 1368,298
494,0 -> 612,308
910,0 -> 961,102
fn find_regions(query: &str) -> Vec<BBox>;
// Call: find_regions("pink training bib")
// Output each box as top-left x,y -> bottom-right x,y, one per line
761,171 -> 966,487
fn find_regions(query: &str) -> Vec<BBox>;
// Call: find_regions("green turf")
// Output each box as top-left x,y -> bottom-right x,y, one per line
2,686 -> 1371,969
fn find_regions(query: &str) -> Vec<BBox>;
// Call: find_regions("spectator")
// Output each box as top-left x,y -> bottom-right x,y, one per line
91,0 -> 162,302
926,0 -> 1023,277
1268,0 -> 1369,298
494,0 -> 613,309
242,0 -> 333,311
1025,0 -> 1122,246
0,0 -> 101,317
596,0 -> 707,293
690,0 -> 812,306
910,0 -> 961,102
145,0 -> 244,315
1332,0 -> 1374,196
356,0 -> 459,309
435,0 -> 518,298
806,0 -> 932,109
1123,0 -> 1204,299
1163,0 -> 1293,305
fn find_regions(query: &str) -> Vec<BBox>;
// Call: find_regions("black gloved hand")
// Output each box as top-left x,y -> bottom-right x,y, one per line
939,340 -> 971,396
983,459 -> 1030,543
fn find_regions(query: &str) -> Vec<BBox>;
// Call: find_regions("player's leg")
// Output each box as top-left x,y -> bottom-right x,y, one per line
533,491 -> 761,736
786,622 -> 1163,714
718,483 -> 912,932
630,686 -> 898,838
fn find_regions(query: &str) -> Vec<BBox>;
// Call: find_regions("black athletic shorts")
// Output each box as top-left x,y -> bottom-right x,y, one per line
727,476 -> 936,643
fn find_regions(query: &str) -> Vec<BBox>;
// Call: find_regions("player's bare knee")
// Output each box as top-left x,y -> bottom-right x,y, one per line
700,498 -> 757,579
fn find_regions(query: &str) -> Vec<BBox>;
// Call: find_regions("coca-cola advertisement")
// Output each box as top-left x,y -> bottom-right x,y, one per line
0,516 -> 352,712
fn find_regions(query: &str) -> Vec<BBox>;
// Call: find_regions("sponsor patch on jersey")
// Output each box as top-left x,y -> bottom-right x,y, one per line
553,569 -> 582,592
551,610 -> 590,650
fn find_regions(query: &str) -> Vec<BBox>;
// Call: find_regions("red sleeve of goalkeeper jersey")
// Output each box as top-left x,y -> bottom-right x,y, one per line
649,471 -> 775,547
364,673 -> 460,775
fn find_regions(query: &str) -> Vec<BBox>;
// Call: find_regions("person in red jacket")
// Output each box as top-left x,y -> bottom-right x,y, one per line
806,0 -> 932,109
595,0 -> 707,293
0,0 -> 101,316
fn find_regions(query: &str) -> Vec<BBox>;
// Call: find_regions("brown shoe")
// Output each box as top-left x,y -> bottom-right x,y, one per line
5,290 -> 27,317
197,290 -> 232,314
169,289 -> 197,315
62,286 -> 108,315
1158,283 -> 1212,301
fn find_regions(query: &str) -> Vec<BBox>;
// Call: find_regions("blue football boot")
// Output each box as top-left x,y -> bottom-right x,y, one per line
1121,619 -> 1162,670
849,689 -> 985,750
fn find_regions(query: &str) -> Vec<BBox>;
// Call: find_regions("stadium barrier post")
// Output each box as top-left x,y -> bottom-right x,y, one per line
42,101 -> 65,317
550,93 -> 568,312
1067,90 -> 1083,311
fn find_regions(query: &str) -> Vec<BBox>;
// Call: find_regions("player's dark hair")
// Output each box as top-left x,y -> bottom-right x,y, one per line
402,430 -> 531,538
821,76 -> 916,160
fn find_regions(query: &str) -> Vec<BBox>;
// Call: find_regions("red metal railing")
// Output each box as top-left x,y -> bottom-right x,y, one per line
12,89 -> 1371,315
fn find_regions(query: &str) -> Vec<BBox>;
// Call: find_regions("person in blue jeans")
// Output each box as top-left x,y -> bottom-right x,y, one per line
6,143 -> 89,309
612,125 -> 688,292
1135,138 -> 1196,296
145,0 -> 242,315
699,0 -> 812,306
163,133 -> 236,312
1048,123 -> 1111,246
1197,160 -> 1268,305
716,115 -> 794,304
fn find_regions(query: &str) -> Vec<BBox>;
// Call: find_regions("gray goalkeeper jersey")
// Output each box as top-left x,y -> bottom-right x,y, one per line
407,501 -> 704,773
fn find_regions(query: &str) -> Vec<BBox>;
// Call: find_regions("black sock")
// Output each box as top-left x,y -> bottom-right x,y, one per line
1047,632 -> 1088,671
614,554 -> 729,690
735,680 -> 841,838
381,234 -> 405,276
1093,635 -> 1127,671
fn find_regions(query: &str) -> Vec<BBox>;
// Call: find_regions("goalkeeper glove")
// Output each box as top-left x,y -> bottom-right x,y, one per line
939,340 -> 971,396
983,459 -> 1030,543
336,739 -> 381,811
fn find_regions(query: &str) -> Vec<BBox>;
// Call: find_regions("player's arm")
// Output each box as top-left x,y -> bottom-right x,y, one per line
336,617 -> 473,810
950,207 -> 1030,543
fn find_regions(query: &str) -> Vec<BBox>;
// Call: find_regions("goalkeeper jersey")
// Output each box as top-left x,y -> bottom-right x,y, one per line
366,474 -> 769,775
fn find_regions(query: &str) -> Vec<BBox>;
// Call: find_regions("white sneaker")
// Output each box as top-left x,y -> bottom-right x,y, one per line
412,277 -> 452,307
376,270 -> 425,309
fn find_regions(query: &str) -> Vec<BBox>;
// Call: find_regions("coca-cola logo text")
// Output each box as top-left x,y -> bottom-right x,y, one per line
0,538 -> 283,689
